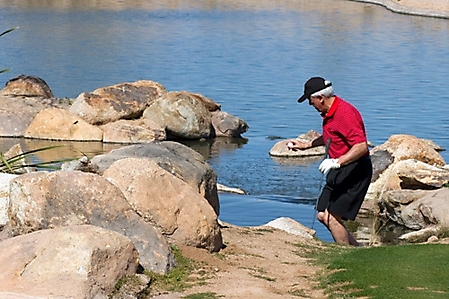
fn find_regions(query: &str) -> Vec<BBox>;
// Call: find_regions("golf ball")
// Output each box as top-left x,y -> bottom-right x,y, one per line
287,142 -> 294,148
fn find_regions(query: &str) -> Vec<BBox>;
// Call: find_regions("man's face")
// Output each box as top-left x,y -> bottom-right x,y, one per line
308,95 -> 325,114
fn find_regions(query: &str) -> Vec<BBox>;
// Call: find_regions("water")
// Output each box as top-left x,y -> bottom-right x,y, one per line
1,0 -> 449,243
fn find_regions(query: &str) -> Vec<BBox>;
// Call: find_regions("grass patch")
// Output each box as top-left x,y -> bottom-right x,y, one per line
314,243 -> 449,298
145,245 -> 209,293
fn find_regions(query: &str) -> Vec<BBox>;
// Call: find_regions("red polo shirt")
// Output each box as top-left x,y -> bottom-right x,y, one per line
322,96 -> 368,159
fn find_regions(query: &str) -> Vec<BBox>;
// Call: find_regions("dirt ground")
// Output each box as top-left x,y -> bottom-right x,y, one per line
151,223 -> 328,299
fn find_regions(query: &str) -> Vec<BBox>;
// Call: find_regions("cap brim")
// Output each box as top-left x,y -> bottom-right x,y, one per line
297,94 -> 308,103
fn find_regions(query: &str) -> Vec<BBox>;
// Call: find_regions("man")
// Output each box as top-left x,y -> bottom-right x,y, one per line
287,77 -> 372,246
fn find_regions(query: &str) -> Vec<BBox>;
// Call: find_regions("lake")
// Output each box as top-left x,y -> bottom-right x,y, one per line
1,0 -> 448,243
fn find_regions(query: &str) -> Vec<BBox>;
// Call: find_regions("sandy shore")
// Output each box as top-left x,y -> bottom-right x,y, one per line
351,0 -> 449,18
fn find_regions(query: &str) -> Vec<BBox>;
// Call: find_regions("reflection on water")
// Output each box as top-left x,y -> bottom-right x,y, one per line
179,137 -> 248,160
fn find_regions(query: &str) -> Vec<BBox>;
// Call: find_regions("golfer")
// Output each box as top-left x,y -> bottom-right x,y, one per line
287,77 -> 372,246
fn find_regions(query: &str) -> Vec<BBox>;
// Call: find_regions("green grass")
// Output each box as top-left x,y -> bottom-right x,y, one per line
315,243 -> 449,298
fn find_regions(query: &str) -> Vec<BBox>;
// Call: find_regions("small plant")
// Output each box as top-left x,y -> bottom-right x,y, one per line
0,145 -> 73,174
1,27 -> 18,74
144,245 -> 195,293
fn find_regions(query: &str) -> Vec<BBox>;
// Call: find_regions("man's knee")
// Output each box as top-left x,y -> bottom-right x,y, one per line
317,211 -> 326,224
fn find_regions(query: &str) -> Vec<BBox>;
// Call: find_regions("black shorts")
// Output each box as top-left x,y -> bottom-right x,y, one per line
316,156 -> 373,221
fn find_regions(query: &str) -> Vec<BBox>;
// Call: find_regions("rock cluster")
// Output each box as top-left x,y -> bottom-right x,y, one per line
0,75 -> 251,298
0,75 -> 249,141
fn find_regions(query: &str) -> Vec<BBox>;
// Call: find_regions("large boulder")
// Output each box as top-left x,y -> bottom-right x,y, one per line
0,75 -> 54,98
103,158 -> 223,252
69,80 -> 167,125
24,107 -> 103,141
0,225 -> 139,299
142,91 -> 212,139
91,142 -> 220,216
8,170 -> 175,273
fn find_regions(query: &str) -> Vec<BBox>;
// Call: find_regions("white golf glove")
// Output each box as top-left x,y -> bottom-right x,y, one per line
319,158 -> 340,175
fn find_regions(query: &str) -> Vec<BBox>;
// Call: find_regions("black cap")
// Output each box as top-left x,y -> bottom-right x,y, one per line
297,77 -> 332,103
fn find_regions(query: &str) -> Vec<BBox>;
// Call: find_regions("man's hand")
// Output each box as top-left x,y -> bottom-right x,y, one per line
286,139 -> 311,151
319,158 -> 340,175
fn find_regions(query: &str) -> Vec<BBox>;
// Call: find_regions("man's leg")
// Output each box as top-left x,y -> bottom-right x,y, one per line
317,209 -> 360,246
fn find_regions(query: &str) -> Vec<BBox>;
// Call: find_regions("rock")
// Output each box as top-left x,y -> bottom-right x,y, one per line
398,226 -> 441,243
69,80 -> 167,125
8,170 -> 175,273
0,225 -> 139,298
401,188 -> 449,229
269,130 -> 324,157
0,75 -> 54,98
101,119 -> 166,143
217,183 -> 246,194
187,92 -> 221,112
370,149 -> 394,182
2,143 -> 34,174
210,110 -> 248,137
0,173 -> 17,228
91,142 -> 220,216
24,107 -> 103,141
142,91 -> 212,139
264,217 -> 315,239
370,134 -> 445,167
103,158 -> 223,252
61,156 -> 100,173
398,163 -> 449,189
363,135 -> 447,215
0,96 -> 71,137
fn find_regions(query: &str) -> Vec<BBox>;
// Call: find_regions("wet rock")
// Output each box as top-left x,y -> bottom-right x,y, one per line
269,130 -> 324,157
210,110 -> 248,137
